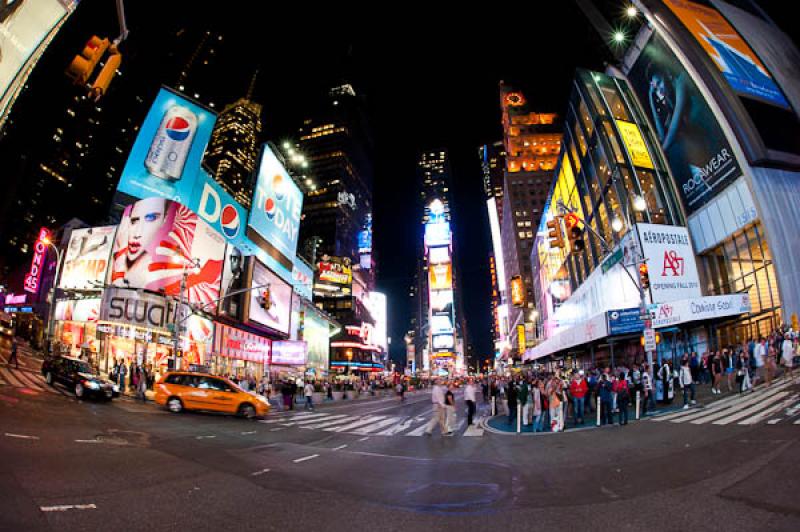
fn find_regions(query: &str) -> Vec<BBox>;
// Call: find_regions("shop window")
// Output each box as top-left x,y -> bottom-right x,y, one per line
578,98 -> 594,139
602,121 -> 626,165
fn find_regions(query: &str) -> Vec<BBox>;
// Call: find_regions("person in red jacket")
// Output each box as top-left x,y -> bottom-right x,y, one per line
569,371 -> 589,425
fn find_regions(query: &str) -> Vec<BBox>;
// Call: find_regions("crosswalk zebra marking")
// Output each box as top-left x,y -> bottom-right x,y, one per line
711,392 -> 790,425
679,386 -> 790,424
731,396 -> 797,426
293,414 -> 349,426
691,389 -> 790,425
375,417 -> 416,436
0,368 -> 26,388
325,415 -> 387,433
349,416 -> 403,435
301,415 -> 361,430
655,380 -> 793,422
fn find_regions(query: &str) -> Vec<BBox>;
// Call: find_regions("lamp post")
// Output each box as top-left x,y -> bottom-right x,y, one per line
42,236 -> 64,355
172,258 -> 200,372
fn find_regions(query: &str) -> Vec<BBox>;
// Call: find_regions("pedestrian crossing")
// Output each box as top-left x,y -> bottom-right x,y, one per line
0,366 -> 70,396
651,377 -> 800,426
258,410 -> 482,437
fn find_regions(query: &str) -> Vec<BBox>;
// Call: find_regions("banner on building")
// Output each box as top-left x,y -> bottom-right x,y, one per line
59,226 -> 116,290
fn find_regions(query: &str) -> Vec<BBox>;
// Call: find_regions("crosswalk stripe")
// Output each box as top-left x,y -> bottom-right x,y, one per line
669,385 -> 791,424
375,417 -> 416,436
14,371 -> 46,391
325,415 -> 386,433
301,416 -> 361,430
794,418 -> 800,425
348,416 -> 402,435
293,414 -> 349,426
0,368 -> 26,388
712,392 -> 790,425
405,421 -> 431,436
686,387 -> 790,425
736,397 -> 798,426
767,419 -> 782,425
287,412 -> 330,422
655,380 -> 793,422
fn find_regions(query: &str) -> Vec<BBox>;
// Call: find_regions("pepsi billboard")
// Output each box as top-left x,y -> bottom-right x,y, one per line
116,88 -> 216,206
248,145 -> 304,264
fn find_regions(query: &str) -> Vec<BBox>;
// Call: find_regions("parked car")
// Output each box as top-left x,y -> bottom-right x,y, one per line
41,356 -> 115,400
154,371 -> 270,419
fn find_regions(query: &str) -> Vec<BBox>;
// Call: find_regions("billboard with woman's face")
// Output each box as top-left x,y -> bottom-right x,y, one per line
627,33 -> 742,215
108,197 -> 225,307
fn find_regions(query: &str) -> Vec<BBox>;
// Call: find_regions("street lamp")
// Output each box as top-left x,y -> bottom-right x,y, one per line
41,236 -> 64,354
625,6 -> 638,18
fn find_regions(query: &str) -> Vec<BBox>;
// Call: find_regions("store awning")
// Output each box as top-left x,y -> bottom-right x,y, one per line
523,312 -> 608,363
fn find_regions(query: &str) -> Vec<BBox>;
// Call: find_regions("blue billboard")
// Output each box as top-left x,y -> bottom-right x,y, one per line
248,145 -> 304,263
117,87 -> 216,205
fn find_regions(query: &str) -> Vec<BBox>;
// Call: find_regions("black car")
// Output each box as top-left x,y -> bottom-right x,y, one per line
41,356 -> 115,400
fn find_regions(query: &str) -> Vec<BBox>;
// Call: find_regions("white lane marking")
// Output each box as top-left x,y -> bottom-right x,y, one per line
287,412 -> 330,422
74,439 -> 101,444
195,435 -> 216,440
241,431 -> 257,435
713,392 -> 790,425
656,381 -> 793,422
684,387 -> 790,424
301,415 -> 360,430
5,433 -> 39,440
270,427 -> 284,432
325,415 -> 386,433
292,454 -> 319,463
375,417 -> 416,436
294,415 -> 349,426
767,419 -> 782,425
0,368 -> 26,388
40,504 -> 97,512
250,468 -> 271,476
357,436 -> 370,442
349,416 -> 402,435
332,444 -> 347,451
737,397 -> 798,425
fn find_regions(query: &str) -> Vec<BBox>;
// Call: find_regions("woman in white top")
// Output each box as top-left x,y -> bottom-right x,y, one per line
781,337 -> 795,380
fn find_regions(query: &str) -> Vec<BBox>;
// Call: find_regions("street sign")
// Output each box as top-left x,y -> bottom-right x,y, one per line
643,328 -> 657,352
601,247 -> 623,274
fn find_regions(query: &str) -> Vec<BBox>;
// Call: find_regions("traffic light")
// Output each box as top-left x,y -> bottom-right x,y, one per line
546,217 -> 564,249
259,288 -> 271,310
639,263 -> 650,290
89,46 -> 122,101
564,212 -> 585,252
66,36 -> 110,85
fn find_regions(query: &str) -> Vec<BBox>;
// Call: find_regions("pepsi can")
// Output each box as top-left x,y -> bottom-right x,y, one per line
145,105 -> 198,180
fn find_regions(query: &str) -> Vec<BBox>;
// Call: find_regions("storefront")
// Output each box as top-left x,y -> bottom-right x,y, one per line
270,340 -> 307,381
52,298 -> 102,362
212,323 -> 271,380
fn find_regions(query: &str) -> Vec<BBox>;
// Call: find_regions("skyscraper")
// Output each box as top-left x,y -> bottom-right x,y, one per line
497,83 -> 561,357
203,74 -> 263,208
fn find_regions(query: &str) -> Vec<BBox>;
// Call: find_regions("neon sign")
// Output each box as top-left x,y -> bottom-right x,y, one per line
24,228 -> 51,294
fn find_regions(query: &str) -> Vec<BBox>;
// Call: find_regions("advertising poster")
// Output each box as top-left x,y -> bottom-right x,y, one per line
116,87 -> 216,206
635,223 -> 702,303
627,33 -> 742,215
1,0 -> 69,108
272,340 -> 306,365
430,289 -> 453,313
248,145 -> 304,263
432,334 -> 454,351
663,0 -> 789,108
59,226 -> 116,290
218,245 -> 245,318
304,311 -> 330,372
213,323 -> 270,363
108,198 -> 225,307
55,298 -> 101,322
247,259 -> 292,335
428,264 -> 452,291
184,314 -> 213,367
317,257 -> 353,286
615,120 -> 654,169
364,292 -> 388,351
428,246 -> 451,265
430,314 -> 453,334
424,221 -> 451,249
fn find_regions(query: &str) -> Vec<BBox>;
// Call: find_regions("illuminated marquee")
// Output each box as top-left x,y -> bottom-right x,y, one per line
24,228 -> 51,294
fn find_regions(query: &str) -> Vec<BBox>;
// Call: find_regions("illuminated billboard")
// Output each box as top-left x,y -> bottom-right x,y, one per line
430,314 -> 453,334
510,275 -> 525,307
432,334 -> 454,350
627,33 -> 742,215
317,257 -> 353,286
55,298 -> 101,322
430,290 -> 453,313
59,226 -> 116,290
108,198 -> 225,307
424,221 -> 451,249
247,259 -> 292,335
24,227 -> 51,294
429,264 -> 452,291
304,311 -> 330,372
663,0 -> 789,109
615,120 -> 654,170
365,292 -> 388,351
428,246 -> 451,265
248,145 -> 304,263
272,340 -> 306,365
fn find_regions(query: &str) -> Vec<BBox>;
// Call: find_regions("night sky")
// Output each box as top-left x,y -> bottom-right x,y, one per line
4,1 -> 797,365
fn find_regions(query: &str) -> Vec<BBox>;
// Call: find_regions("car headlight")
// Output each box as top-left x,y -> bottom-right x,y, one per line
112,384 -> 120,393
86,381 -> 100,390
257,395 -> 269,405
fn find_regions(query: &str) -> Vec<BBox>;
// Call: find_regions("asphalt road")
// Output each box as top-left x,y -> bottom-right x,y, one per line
1,347 -> 799,531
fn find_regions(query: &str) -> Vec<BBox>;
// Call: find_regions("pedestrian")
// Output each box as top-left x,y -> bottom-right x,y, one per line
424,380 -> 448,436
710,351 -> 723,394
613,372 -> 630,425
396,380 -> 405,402
723,349 -> 736,392
766,344 -> 777,387
304,380 -> 315,411
642,365 -> 654,415
735,351 -> 751,393
518,378 -> 529,426
464,378 -> 477,426
7,336 -> 19,369
128,360 -> 136,392
117,359 -> 127,393
137,365 -> 148,402
569,371 -> 588,425
281,380 -> 293,411
481,379 -> 489,403
679,356 -> 696,409
753,338 -> 766,386
326,381 -> 333,401
507,379 -> 518,426
532,380 -> 544,432
444,383 -> 456,435
598,374 -> 614,425
546,376 -> 563,432
781,335 -> 795,380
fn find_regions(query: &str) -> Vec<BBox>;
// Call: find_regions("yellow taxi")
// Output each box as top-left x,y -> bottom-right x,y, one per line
154,372 -> 270,419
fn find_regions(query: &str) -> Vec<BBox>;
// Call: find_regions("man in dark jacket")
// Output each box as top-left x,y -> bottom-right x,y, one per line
507,380 -> 518,425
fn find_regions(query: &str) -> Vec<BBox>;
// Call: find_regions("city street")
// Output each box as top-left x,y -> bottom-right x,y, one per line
2,352 -> 799,530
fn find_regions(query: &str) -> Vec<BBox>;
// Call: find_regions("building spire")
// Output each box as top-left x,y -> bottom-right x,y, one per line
246,69 -> 259,100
